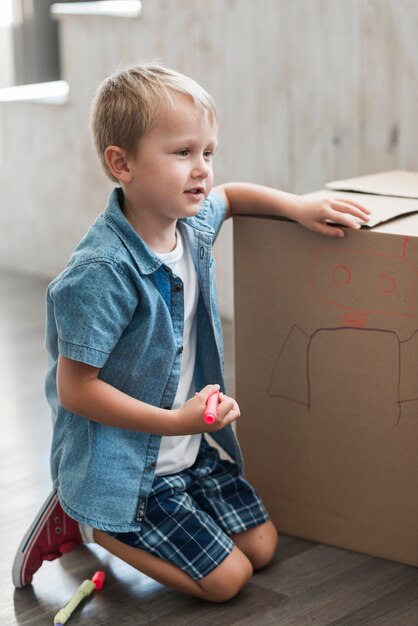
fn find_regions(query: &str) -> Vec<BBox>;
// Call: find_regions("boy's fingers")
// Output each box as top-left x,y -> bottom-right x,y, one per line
221,407 -> 241,425
313,223 -> 345,238
336,197 -> 372,214
199,390 -> 240,428
330,213 -> 362,230
218,401 -> 235,418
332,200 -> 370,220
217,398 -> 240,420
198,384 -> 220,402
320,205 -> 365,232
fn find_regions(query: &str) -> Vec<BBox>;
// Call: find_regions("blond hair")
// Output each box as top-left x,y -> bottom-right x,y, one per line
90,63 -> 218,182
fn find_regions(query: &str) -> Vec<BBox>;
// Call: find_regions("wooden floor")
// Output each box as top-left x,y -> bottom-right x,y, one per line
2,268 -> 418,625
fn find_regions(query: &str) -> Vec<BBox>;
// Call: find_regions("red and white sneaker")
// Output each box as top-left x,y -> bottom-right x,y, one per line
12,489 -> 83,588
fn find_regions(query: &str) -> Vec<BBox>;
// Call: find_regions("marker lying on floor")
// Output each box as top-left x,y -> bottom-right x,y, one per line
203,390 -> 219,424
53,571 -> 105,625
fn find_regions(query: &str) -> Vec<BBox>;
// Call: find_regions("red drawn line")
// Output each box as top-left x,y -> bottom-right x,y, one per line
343,312 -> 368,327
311,298 -> 415,319
403,236 -> 409,258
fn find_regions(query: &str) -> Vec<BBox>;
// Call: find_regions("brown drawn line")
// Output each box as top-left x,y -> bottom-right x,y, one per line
268,326 -> 402,423
305,327 -> 402,422
267,323 -> 310,407
401,328 -> 418,344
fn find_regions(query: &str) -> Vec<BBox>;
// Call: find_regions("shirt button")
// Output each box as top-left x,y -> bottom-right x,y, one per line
149,462 -> 156,469
179,346 -> 183,354
174,284 -> 183,292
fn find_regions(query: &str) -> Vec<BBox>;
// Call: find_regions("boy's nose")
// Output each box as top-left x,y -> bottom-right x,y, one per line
191,158 -> 210,179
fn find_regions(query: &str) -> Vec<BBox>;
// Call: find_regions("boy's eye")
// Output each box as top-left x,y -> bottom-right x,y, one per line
204,150 -> 214,159
176,149 -> 189,156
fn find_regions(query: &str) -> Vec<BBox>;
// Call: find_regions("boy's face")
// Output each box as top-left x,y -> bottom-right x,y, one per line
126,94 -> 218,222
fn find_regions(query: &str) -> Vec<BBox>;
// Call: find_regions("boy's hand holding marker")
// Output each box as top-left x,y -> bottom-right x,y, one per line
203,390 -> 220,424
171,384 -> 239,434
201,387 -> 238,429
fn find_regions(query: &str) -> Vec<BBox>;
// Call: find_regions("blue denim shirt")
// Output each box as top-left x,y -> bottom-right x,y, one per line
45,188 -> 243,532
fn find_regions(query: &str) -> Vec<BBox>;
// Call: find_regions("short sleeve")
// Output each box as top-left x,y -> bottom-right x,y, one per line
49,261 -> 137,368
204,192 -> 227,241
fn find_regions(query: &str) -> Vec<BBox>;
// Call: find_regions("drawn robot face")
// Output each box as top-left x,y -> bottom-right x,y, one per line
308,243 -> 416,327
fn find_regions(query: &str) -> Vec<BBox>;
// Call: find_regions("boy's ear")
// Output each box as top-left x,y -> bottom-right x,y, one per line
104,146 -> 133,183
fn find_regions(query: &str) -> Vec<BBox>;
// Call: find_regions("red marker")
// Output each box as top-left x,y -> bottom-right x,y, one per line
53,570 -> 105,624
204,391 -> 219,424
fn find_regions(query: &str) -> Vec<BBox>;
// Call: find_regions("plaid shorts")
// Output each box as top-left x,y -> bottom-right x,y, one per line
107,438 -> 269,580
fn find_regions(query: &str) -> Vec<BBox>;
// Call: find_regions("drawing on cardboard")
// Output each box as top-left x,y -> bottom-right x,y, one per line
267,236 -> 418,421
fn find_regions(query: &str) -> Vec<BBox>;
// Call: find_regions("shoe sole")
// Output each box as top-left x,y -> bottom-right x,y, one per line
12,489 -> 59,588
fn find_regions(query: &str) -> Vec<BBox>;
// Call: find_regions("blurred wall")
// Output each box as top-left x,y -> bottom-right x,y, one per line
0,2 -> 14,87
0,0 -> 417,319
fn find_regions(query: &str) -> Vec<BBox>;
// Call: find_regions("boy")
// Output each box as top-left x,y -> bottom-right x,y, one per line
12,64 -> 370,602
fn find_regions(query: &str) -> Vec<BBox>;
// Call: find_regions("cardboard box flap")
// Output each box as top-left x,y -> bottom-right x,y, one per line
305,189 -> 418,229
326,170 -> 418,199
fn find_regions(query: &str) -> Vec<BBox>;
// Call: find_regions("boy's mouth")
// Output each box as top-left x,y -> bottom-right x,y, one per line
185,187 -> 205,199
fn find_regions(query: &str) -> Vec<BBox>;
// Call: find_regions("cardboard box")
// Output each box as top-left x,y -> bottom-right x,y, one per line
234,171 -> 418,567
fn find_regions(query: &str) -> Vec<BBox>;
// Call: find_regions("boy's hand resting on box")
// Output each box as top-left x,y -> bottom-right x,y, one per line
172,384 -> 240,435
294,195 -> 371,238
217,182 -> 370,240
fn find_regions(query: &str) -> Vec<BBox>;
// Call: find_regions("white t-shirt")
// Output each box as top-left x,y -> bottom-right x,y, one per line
154,227 -> 201,476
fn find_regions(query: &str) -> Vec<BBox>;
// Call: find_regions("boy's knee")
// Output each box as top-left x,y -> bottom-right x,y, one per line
252,523 -> 279,570
232,520 -> 279,572
198,547 -> 253,603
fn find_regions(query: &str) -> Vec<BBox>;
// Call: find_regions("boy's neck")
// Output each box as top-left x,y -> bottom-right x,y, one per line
121,192 -> 177,254
146,227 -> 178,254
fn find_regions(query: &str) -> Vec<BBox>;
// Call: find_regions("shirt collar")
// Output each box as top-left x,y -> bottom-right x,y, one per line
104,188 -> 213,275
